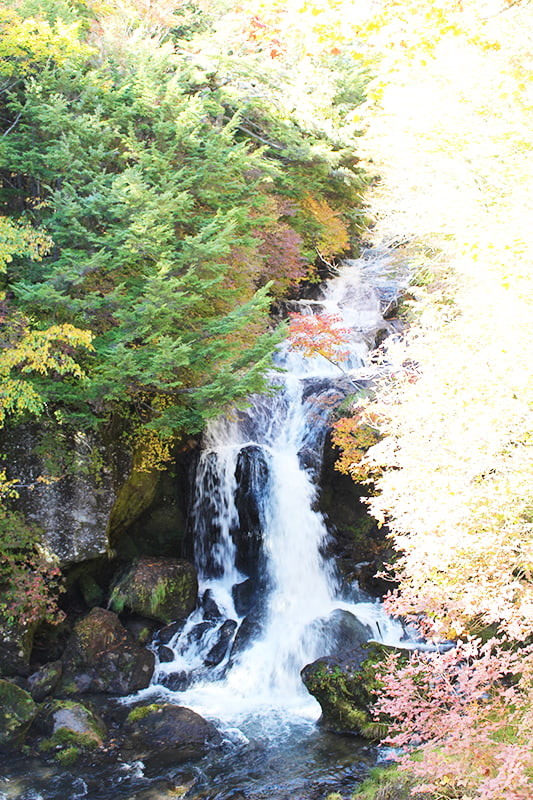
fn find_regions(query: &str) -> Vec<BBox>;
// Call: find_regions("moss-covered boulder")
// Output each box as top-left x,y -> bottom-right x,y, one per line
59,607 -> 154,696
110,557 -> 198,625
0,679 -> 39,751
122,703 -> 220,767
37,699 -> 106,762
301,642 -> 402,738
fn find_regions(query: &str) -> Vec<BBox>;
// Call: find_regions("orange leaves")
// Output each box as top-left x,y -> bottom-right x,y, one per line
301,194 -> 350,257
287,312 -> 351,362
331,412 -> 382,480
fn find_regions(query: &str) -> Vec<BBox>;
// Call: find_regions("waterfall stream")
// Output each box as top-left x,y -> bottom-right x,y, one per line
148,249 -> 408,726
0,250 -> 411,800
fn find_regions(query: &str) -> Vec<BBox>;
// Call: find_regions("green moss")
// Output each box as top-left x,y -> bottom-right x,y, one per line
126,703 -> 160,724
39,729 -> 100,751
351,764 -> 428,800
54,745 -> 81,765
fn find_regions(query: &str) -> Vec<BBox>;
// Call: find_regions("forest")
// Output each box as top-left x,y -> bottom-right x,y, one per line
1,0 -> 533,798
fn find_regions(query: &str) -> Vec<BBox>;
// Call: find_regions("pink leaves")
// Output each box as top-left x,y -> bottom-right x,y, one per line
373,637 -> 533,799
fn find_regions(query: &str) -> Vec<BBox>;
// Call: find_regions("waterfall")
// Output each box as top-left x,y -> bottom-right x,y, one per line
151,250 -> 407,723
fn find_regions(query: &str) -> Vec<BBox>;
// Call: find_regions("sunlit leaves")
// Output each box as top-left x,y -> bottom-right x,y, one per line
288,311 -> 351,364
373,638 -> 533,800
0,324 -> 93,426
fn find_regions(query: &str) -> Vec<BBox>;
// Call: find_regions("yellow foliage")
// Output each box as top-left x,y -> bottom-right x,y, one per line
301,194 -> 350,257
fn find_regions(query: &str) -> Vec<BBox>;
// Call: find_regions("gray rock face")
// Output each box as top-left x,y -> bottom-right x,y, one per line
59,608 -> 155,696
2,424 -> 130,565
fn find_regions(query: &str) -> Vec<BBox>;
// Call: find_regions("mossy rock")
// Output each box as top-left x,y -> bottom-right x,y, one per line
36,699 -> 106,762
59,607 -> 155,696
0,679 -> 39,751
301,642 -> 405,738
109,557 -> 198,625
122,703 -> 221,767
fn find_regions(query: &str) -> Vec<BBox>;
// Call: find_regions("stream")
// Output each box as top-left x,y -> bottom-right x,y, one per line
0,248 -> 408,800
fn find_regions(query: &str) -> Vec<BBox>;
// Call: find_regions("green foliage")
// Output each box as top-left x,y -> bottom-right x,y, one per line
0,0 -> 369,443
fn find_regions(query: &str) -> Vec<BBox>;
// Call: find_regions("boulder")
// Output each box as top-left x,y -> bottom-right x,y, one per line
313,609 -> 373,655
123,703 -> 220,767
27,661 -> 63,702
301,642 -> 402,738
59,607 -> 154,696
36,699 -> 106,757
0,679 -> 39,751
110,557 -> 198,625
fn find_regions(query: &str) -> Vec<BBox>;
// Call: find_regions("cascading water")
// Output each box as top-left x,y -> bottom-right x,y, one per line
150,249 -> 408,726
0,251 -> 412,800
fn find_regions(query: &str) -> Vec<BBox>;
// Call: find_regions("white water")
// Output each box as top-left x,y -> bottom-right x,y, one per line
150,251 -> 408,728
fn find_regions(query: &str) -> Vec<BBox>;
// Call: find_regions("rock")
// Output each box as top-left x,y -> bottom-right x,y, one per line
318,430 -> 395,598
27,661 -> 63,702
154,620 -> 185,645
123,703 -> 221,767
36,699 -> 106,755
78,574 -> 105,608
59,608 -> 155,696
229,615 -> 263,661
0,679 -> 39,751
232,445 -> 269,579
109,557 -> 198,625
124,616 -> 159,646
158,645 -> 175,663
301,642 -> 402,737
159,671 -> 191,691
1,423 -> 130,566
232,578 -> 261,617
313,609 -> 373,655
0,622 -> 36,676
201,589 -> 222,620
204,620 -> 238,667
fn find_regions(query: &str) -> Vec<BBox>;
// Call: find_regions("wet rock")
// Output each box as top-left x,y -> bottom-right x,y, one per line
204,620 -> 238,667
59,608 -> 155,696
158,645 -> 175,663
123,703 -> 221,767
0,679 -> 39,751
313,609 -> 373,655
155,619 -> 185,645
229,615 -> 263,661
232,578 -> 257,617
159,670 -> 191,691
27,660 -> 63,702
301,642 -> 405,737
201,589 -> 222,620
187,620 -> 215,644
109,557 -> 198,625
233,445 -> 269,579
